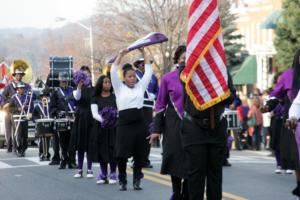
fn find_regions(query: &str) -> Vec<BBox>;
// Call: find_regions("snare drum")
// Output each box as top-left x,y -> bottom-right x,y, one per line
35,118 -> 54,137
224,110 -> 240,130
54,118 -> 72,132
13,115 -> 27,123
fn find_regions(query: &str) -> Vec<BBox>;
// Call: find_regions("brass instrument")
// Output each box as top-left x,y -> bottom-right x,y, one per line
10,59 -> 32,84
103,63 -> 124,80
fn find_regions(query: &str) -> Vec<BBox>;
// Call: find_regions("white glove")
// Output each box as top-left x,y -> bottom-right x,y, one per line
91,104 -> 104,123
148,93 -> 156,101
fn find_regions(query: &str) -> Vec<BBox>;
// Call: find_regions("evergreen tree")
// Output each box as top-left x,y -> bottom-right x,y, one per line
274,0 -> 300,71
218,0 -> 248,69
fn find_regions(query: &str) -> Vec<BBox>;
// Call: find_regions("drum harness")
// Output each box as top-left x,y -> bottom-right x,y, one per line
13,90 -> 33,146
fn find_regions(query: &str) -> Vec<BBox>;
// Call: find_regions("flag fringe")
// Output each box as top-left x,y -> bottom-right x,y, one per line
181,27 -> 229,111
186,87 -> 231,111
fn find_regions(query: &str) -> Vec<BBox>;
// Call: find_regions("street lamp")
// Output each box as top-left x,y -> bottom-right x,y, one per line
56,17 -> 95,85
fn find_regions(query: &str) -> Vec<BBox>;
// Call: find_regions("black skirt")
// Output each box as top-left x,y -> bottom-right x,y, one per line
115,108 -> 148,159
70,108 -> 93,152
161,107 -> 188,179
270,116 -> 282,151
280,120 -> 300,170
88,120 -> 116,163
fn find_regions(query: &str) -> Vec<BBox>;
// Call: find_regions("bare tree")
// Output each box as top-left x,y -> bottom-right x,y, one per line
94,0 -> 189,73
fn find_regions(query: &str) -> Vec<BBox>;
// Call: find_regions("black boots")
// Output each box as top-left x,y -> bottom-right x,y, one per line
58,160 -> 67,169
68,162 -> 77,169
133,179 -> 142,190
119,180 -> 127,191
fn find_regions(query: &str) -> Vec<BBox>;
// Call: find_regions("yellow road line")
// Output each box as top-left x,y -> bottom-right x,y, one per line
142,169 -> 171,181
127,169 -> 248,200
127,169 -> 171,186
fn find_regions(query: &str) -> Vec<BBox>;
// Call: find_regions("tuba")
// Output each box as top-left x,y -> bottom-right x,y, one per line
10,59 -> 32,84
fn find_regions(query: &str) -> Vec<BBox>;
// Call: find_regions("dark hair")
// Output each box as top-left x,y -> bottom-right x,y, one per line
173,45 -> 186,64
93,75 -> 112,97
80,65 -> 91,74
292,49 -> 300,98
122,63 -> 134,77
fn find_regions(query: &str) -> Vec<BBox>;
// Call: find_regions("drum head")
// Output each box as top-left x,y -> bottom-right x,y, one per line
36,118 -> 54,123
55,119 -> 69,122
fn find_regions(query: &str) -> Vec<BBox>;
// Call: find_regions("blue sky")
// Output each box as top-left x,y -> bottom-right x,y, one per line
0,0 -> 97,29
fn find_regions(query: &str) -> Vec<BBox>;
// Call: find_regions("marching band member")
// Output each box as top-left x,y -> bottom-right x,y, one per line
9,82 -> 33,157
89,75 -> 118,185
3,67 -> 31,153
49,72 -> 77,169
32,90 -> 51,161
148,45 -> 189,200
111,47 -> 153,191
133,55 -> 159,168
71,66 -> 94,178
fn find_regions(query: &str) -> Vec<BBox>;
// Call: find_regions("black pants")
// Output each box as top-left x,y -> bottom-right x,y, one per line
51,132 -> 60,162
171,176 -> 189,200
118,156 -> 143,183
5,113 -> 16,151
57,130 -> 75,163
184,144 -> 224,200
13,121 -> 28,153
142,107 -> 153,166
39,137 -> 51,158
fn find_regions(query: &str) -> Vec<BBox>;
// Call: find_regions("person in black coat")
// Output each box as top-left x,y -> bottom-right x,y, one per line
89,75 -> 118,184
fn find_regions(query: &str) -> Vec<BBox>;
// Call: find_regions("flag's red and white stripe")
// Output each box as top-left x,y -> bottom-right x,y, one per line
181,0 -> 230,111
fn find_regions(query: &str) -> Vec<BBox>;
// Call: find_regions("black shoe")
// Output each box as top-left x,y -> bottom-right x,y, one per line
143,163 -> 153,168
39,156 -> 45,162
58,162 -> 67,169
133,179 -> 142,190
223,160 -> 232,167
68,163 -> 77,169
16,151 -> 22,157
119,181 -> 127,191
292,186 -> 300,197
49,160 -> 60,165
7,148 -> 12,153
45,157 -> 50,161
21,151 -> 25,157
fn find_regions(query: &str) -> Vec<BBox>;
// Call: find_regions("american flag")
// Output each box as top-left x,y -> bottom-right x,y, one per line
181,0 -> 230,111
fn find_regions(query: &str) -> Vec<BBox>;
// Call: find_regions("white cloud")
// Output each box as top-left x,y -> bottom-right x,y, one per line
0,0 -> 97,29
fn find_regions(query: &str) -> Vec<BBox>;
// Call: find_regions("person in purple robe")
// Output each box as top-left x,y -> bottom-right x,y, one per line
148,45 -> 188,200
262,49 -> 300,198
2,67 -> 31,153
49,72 -> 77,169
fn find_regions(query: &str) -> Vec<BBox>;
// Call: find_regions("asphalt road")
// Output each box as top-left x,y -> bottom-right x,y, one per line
0,147 -> 296,200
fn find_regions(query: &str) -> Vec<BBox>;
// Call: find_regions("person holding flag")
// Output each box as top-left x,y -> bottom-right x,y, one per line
180,0 -> 236,199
